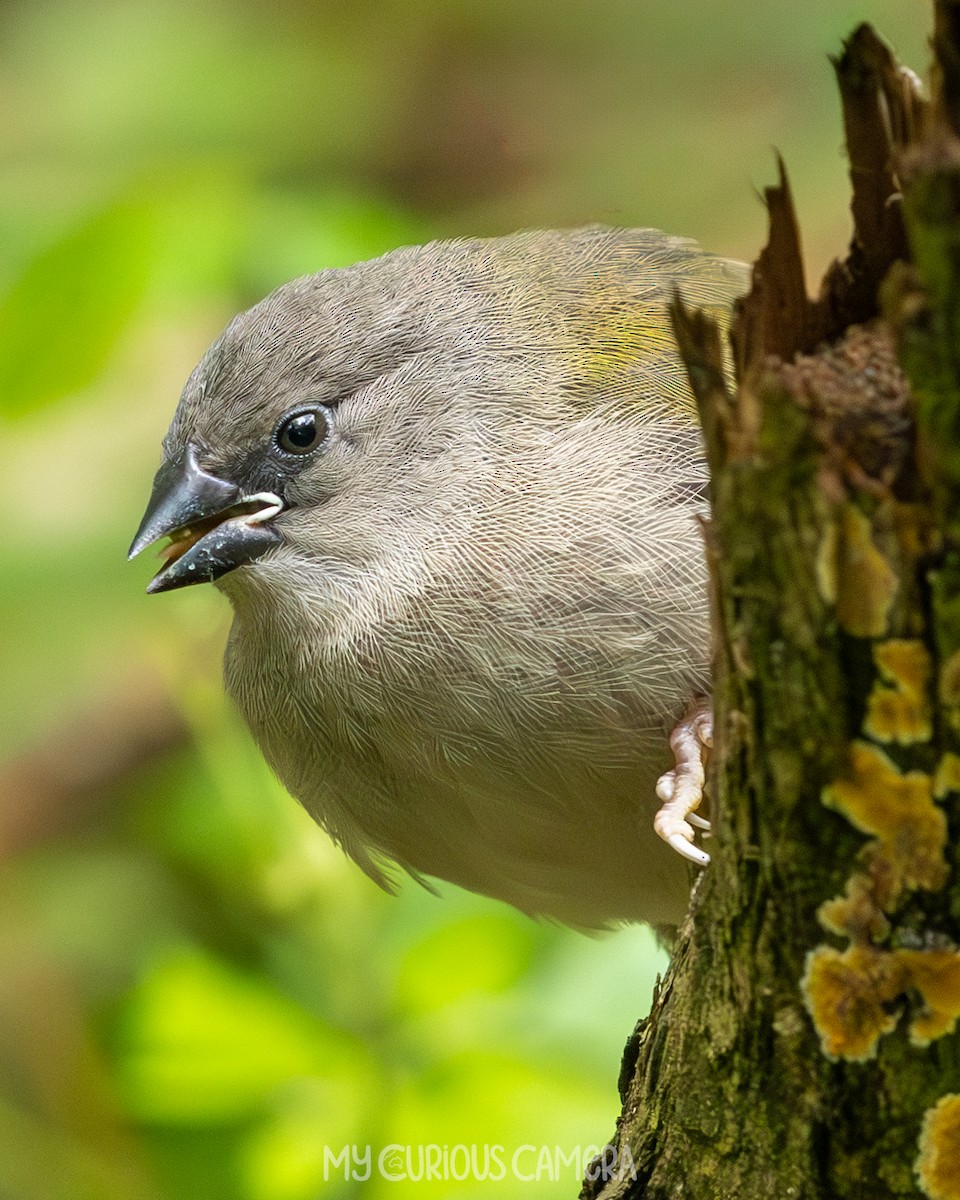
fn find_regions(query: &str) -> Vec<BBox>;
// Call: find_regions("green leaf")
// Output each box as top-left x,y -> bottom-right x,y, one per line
0,200 -> 156,418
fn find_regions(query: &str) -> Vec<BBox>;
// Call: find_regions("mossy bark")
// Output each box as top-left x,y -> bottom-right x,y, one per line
582,13 -> 960,1199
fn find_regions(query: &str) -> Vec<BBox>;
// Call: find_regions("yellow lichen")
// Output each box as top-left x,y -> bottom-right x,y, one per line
802,944 -> 899,1060
834,503 -> 898,637
817,872 -> 890,943
864,640 -> 933,744
822,741 -> 948,898
804,945 -> 960,1061
917,1094 -> 960,1200
900,950 -> 960,1045
934,752 -> 960,800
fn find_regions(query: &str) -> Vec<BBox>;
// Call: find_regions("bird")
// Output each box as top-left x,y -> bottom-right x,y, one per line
129,226 -> 747,930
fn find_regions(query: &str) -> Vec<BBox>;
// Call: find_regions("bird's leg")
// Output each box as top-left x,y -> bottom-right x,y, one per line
654,699 -> 712,865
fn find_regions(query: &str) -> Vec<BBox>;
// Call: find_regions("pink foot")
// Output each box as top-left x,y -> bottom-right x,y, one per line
654,701 -> 712,866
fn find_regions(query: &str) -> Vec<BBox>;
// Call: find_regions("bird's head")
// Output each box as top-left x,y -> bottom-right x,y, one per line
128,241 -> 482,595
129,228 -> 742,597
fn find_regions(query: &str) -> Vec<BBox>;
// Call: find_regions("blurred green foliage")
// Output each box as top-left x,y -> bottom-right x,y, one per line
0,1 -> 928,1197
0,200 -> 156,418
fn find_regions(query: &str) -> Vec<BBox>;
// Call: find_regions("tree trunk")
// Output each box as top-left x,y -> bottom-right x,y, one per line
583,10 -> 960,1198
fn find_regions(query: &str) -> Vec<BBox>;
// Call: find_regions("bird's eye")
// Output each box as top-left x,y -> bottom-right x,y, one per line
275,408 -> 329,456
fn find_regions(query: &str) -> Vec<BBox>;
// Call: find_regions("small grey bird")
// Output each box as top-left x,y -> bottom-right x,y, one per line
130,227 -> 746,929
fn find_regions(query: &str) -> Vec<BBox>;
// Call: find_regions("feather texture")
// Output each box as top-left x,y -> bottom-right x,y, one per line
161,227 -> 748,928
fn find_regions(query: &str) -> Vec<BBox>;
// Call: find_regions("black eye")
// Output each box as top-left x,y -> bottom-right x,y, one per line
275,408 -> 329,455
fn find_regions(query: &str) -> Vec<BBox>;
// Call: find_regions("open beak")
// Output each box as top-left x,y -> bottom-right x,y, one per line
129,444 -> 282,593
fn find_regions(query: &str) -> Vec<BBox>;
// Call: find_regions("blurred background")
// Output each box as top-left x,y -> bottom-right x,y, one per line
0,2 -> 927,1197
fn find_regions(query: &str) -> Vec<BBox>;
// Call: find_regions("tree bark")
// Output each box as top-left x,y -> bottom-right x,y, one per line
583,11 -> 960,1199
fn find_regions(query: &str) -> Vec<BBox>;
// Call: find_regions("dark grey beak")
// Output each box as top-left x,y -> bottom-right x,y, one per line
129,444 -> 283,593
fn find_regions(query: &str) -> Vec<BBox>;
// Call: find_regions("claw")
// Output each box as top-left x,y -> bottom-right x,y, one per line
654,699 -> 712,866
665,832 -> 711,865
